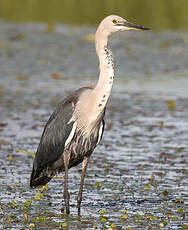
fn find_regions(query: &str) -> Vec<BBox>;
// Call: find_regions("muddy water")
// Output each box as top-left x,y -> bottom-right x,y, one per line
0,22 -> 188,229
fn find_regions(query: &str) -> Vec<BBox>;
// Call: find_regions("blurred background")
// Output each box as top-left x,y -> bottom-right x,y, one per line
0,0 -> 188,29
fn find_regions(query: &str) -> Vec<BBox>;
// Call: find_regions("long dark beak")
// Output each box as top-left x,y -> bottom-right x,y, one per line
117,21 -> 149,30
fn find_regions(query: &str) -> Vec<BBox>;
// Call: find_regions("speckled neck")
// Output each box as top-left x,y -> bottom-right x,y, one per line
91,35 -> 115,117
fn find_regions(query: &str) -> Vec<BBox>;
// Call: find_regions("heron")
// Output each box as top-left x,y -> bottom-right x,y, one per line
30,15 -> 149,215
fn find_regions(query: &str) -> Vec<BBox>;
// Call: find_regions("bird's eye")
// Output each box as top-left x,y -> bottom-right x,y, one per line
112,19 -> 118,24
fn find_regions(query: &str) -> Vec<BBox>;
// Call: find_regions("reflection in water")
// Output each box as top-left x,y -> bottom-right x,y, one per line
0,0 -> 188,29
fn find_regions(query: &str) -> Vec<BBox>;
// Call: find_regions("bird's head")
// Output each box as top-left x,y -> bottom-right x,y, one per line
98,15 -> 149,36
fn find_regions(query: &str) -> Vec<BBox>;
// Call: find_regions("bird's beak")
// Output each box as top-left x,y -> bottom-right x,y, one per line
117,21 -> 149,31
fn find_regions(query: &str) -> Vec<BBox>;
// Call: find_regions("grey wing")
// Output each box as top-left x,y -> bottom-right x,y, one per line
30,97 -> 75,188
35,103 -> 74,170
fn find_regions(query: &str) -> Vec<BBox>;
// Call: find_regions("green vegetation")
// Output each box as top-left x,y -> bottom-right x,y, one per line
0,0 -> 188,29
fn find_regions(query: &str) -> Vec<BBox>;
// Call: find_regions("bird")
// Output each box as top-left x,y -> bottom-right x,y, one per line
30,15 -> 149,215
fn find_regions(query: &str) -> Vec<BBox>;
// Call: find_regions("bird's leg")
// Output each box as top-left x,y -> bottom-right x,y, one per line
63,151 -> 71,215
77,156 -> 90,216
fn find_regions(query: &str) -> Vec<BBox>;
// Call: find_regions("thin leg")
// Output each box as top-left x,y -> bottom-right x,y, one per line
63,152 -> 70,215
77,156 -> 90,216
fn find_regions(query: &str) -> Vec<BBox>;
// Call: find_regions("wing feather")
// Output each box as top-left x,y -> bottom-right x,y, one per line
33,99 -> 75,173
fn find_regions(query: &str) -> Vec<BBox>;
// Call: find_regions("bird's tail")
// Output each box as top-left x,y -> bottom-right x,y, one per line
30,166 -> 53,188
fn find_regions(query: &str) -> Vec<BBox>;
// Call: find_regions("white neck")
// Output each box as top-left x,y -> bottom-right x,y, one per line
90,27 -> 114,116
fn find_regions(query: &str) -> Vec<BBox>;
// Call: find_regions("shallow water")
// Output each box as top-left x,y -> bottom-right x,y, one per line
0,22 -> 188,229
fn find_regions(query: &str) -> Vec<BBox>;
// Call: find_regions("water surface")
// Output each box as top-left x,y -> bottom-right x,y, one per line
0,22 -> 188,229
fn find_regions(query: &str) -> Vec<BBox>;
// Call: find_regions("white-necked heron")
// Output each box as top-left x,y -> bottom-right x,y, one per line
30,15 -> 149,215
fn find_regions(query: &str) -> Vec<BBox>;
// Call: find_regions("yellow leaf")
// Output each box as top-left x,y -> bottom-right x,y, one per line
167,100 -> 176,110
144,184 -> 151,190
34,193 -> 43,200
99,209 -> 106,215
121,214 -> 128,219
110,223 -> 116,229
60,222 -> 67,228
159,223 -> 164,227
96,182 -> 102,188
8,155 -> 13,163
14,183 -> 18,188
99,215 -> 107,223
29,223 -> 35,228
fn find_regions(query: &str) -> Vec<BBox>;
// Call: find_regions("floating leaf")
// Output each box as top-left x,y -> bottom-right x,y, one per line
99,209 -> 106,215
110,223 -> 116,229
14,183 -> 18,188
37,216 -> 46,221
159,222 -> 164,227
60,222 -> 67,228
167,100 -> 176,110
105,167 -> 110,173
96,182 -> 102,188
99,215 -> 107,223
121,214 -> 128,219
144,184 -> 151,190
182,224 -> 188,229
34,193 -> 43,201
177,208 -> 184,213
171,216 -> 178,220
52,72 -> 61,79
151,216 -> 158,221
174,199 -> 184,204
136,214 -> 143,219
9,200 -> 17,209
8,155 -> 13,163
145,214 -> 153,220
162,190 -> 169,196
23,199 -> 32,209
159,121 -> 164,127
29,223 -> 35,228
